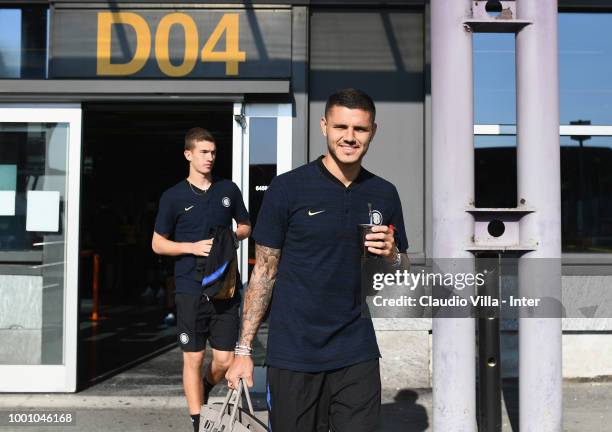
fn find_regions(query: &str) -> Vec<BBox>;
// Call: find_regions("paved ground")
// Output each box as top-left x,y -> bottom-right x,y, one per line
1,347 -> 611,431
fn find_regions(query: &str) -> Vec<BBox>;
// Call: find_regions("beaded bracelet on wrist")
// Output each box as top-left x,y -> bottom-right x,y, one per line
234,344 -> 253,356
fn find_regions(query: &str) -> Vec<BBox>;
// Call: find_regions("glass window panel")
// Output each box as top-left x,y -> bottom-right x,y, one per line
0,9 -> 21,78
0,122 -> 69,365
561,136 -> 612,252
474,135 -> 517,208
473,33 -> 516,125
0,7 -> 47,79
474,134 -> 612,252
559,13 -> 612,125
471,13 -> 612,252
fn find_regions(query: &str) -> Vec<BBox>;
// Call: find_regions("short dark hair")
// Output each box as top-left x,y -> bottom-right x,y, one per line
184,127 -> 215,151
324,88 -> 376,121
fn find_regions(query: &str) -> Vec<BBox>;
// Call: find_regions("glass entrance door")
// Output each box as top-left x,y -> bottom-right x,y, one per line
232,103 -> 292,280
0,105 -> 81,392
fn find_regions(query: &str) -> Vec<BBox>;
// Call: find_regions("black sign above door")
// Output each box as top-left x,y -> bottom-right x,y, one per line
50,9 -> 292,79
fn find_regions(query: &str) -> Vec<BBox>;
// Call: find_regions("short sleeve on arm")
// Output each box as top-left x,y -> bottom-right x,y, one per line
389,187 -> 409,252
154,192 -> 175,236
232,183 -> 250,224
252,179 -> 289,249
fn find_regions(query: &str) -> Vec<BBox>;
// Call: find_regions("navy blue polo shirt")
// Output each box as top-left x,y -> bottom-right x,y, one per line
154,178 -> 249,295
253,157 -> 408,372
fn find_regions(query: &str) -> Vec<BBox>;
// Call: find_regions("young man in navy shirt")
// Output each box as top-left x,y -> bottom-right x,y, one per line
227,89 -> 409,431
152,127 -> 251,432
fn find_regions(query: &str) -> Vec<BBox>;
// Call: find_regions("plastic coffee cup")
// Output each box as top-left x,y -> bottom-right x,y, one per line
358,224 -> 378,258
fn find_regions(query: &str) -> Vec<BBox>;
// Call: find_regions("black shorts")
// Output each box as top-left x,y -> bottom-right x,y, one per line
267,358 -> 381,432
175,292 -> 240,352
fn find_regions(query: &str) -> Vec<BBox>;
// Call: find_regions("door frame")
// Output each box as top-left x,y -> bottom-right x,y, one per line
232,103 -> 292,283
0,104 -> 81,392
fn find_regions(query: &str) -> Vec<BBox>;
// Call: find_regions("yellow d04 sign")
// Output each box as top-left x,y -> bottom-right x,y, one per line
96,12 -> 246,77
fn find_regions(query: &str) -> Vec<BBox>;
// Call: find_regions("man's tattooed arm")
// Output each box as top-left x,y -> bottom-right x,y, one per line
238,244 -> 281,347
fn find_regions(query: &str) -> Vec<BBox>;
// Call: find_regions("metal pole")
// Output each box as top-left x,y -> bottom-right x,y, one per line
431,0 -> 476,430
516,1 -> 563,431
477,254 -> 502,432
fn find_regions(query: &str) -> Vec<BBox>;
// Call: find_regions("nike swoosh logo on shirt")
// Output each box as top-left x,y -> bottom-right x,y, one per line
185,205 -> 195,212
308,210 -> 325,216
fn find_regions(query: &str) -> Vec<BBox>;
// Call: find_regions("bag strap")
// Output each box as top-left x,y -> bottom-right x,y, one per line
207,385 -> 234,431
227,381 -> 242,430
208,379 -> 255,432
228,379 -> 257,429
242,379 -> 255,414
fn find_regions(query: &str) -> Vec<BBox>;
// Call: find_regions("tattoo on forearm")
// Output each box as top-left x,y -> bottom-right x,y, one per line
239,244 -> 281,346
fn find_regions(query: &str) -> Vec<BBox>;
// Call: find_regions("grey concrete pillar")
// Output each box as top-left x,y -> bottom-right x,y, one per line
431,0 -> 476,430
516,0 -> 563,430
291,5 -> 309,168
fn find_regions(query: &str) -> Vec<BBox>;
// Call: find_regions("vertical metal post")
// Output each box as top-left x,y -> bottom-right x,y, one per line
477,254 -> 502,432
516,1 -> 563,431
291,5 -> 309,168
431,0 -> 476,430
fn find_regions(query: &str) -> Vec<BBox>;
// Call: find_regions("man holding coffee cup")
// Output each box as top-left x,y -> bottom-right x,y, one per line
227,89 -> 408,431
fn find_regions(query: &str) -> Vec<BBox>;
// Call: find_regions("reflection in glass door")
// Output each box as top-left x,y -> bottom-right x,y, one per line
0,105 -> 81,392
232,103 -> 292,280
